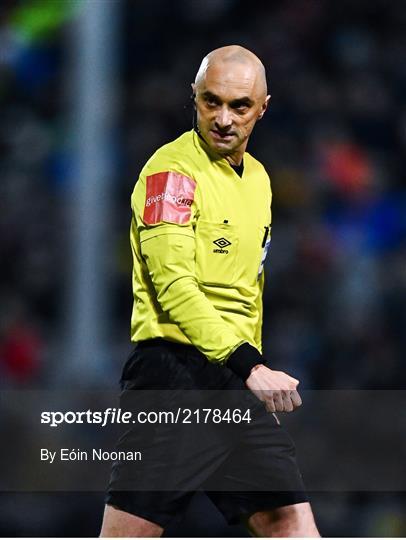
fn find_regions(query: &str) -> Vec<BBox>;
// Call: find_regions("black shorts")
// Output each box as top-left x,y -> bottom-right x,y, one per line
105,339 -> 307,527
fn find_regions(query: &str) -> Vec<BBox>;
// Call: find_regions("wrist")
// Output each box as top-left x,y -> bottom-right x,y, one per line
226,342 -> 264,381
249,363 -> 263,375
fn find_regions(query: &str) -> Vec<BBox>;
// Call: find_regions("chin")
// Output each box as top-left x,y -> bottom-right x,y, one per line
212,143 -> 234,156
210,135 -> 235,149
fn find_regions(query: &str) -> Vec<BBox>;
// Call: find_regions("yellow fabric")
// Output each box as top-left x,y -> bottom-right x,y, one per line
130,129 -> 272,364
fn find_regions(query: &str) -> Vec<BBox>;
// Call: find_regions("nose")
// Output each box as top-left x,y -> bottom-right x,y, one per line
215,106 -> 232,131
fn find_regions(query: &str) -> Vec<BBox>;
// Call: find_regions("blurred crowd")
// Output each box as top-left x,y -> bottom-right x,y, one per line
0,0 -> 405,536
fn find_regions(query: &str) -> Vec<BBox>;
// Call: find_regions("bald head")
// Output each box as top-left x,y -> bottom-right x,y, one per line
195,45 -> 267,99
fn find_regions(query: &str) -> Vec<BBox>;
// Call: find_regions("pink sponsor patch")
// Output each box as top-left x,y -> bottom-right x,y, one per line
143,171 -> 196,225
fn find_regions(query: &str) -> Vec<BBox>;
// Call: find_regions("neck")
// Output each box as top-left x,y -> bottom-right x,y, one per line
223,138 -> 248,166
224,152 -> 244,166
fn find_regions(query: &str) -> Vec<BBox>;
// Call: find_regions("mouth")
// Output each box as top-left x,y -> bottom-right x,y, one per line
210,130 -> 235,142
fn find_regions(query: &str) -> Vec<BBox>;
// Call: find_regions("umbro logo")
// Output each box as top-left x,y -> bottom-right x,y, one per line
213,237 -> 231,248
213,237 -> 231,254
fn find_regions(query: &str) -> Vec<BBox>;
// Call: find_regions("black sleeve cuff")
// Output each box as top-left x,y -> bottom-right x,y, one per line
226,342 -> 264,381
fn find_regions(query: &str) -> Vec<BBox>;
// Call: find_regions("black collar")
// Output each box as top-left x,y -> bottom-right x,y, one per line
230,162 -> 244,177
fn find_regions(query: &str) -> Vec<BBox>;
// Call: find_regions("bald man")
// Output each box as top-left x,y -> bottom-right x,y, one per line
100,46 -> 320,537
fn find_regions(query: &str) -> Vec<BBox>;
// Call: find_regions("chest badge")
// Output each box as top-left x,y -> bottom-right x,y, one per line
213,237 -> 231,254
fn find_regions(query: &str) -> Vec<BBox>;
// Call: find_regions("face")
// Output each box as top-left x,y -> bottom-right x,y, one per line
192,62 -> 270,165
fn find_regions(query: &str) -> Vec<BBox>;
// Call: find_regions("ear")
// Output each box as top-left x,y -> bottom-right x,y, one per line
258,94 -> 271,120
190,83 -> 197,107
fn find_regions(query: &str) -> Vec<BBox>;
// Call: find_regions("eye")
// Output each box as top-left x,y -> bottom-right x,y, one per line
232,102 -> 250,113
205,96 -> 219,107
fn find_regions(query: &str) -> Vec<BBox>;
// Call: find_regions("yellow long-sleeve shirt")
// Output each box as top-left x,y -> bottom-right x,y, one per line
130,129 -> 272,374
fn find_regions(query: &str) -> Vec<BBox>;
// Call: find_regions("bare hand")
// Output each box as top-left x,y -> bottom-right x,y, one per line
245,365 -> 302,413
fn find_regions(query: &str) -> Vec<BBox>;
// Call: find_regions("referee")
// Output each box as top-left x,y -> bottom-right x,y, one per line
100,45 -> 320,537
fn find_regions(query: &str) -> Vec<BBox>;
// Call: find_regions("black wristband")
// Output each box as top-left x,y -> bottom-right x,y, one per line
226,342 -> 264,381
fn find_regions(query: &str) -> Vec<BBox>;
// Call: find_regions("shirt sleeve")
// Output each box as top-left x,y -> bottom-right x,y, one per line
133,168 -> 247,364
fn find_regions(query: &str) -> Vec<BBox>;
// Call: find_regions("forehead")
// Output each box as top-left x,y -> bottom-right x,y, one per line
199,61 -> 261,100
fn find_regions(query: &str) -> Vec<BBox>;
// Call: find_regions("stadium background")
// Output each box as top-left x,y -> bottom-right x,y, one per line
0,0 -> 405,536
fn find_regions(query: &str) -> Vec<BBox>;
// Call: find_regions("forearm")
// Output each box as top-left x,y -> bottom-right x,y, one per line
142,234 -> 242,362
158,274 -> 264,378
141,233 -> 263,376
159,273 -> 245,361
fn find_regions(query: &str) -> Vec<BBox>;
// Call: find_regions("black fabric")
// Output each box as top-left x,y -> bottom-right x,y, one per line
226,342 -> 264,381
105,340 -> 307,528
230,161 -> 244,177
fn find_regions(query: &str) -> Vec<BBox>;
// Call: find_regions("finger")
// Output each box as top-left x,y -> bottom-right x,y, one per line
272,391 -> 284,412
290,390 -> 302,408
281,390 -> 294,412
265,398 -> 276,413
288,376 -> 300,387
